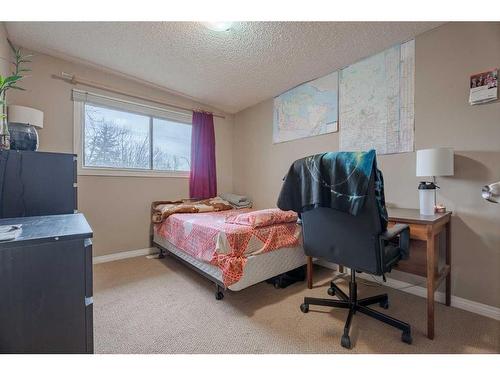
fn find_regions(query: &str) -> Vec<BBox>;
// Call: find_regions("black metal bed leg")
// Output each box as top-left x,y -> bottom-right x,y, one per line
157,248 -> 165,259
215,284 -> 224,300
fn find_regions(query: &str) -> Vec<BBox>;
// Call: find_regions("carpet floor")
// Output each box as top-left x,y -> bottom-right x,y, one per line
93,255 -> 500,354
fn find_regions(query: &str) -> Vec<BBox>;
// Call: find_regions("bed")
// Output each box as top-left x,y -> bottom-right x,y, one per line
152,209 -> 306,300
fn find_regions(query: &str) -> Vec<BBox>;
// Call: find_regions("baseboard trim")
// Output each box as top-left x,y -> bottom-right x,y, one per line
93,247 -> 158,264
315,259 -> 500,321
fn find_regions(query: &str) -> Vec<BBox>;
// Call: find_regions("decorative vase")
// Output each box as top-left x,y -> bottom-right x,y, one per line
8,122 -> 39,151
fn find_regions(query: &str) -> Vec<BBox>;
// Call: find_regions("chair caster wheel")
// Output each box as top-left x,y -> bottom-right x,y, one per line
327,288 -> 335,296
341,334 -> 352,349
401,331 -> 412,345
215,291 -> 224,300
300,303 -> 309,313
379,299 -> 389,309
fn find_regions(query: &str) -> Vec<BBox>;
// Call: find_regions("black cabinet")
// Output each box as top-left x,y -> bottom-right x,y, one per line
0,214 -> 93,353
0,150 -> 77,218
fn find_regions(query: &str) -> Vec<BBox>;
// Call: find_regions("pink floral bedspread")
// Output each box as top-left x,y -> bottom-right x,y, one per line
154,209 -> 302,286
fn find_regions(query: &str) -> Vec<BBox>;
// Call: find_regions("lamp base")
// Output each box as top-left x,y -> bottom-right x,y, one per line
8,123 -> 39,151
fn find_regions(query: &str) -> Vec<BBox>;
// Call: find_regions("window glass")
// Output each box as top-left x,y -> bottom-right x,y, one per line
84,104 -> 151,169
153,118 -> 191,171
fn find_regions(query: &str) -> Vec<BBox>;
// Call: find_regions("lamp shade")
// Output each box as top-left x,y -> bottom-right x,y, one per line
416,148 -> 454,177
7,105 -> 44,128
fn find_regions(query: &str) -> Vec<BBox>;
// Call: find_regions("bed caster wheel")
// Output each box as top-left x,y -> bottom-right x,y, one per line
215,291 -> 224,300
274,280 -> 281,289
379,298 -> 389,309
401,330 -> 412,345
341,334 -> 352,349
300,303 -> 309,313
327,288 -> 335,296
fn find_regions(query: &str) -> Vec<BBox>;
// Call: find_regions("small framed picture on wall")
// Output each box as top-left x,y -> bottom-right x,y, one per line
469,68 -> 498,105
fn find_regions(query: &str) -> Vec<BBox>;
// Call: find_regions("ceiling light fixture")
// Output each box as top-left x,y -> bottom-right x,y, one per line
202,22 -> 234,32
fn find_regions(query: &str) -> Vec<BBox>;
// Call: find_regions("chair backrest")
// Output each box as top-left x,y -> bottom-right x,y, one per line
301,173 -> 383,275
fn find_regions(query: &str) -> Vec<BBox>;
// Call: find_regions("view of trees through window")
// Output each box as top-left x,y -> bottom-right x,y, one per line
84,104 -> 191,171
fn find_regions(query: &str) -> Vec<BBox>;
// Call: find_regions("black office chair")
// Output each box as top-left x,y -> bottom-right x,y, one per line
299,174 -> 412,349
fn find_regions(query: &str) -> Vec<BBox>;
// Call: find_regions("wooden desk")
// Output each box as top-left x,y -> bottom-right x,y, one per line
305,208 -> 452,340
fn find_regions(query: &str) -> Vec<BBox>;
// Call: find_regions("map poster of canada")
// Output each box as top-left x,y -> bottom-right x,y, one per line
273,71 -> 339,144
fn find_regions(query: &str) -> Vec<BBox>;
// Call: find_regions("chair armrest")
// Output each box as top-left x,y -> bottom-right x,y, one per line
380,223 -> 409,240
379,224 -> 410,260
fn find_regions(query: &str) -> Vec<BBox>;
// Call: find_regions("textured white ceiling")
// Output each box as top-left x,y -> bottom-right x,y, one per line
5,22 -> 442,113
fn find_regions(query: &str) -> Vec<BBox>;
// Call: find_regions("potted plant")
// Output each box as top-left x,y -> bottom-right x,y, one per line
0,40 -> 31,150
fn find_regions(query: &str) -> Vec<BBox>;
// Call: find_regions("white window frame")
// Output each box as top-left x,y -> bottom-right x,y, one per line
73,89 -> 192,178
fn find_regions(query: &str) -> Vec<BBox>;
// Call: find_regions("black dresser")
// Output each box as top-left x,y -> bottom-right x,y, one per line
0,150 -> 77,218
0,214 -> 94,353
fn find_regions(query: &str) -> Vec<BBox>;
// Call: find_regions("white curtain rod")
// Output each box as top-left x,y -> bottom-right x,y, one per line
51,72 -> 226,119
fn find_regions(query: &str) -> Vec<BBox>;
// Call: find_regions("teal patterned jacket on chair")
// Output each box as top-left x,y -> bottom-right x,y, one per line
277,149 -> 388,230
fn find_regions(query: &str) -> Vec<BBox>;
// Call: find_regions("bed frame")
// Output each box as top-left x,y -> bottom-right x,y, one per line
154,241 -> 226,300
149,203 -> 306,300
151,235 -> 306,300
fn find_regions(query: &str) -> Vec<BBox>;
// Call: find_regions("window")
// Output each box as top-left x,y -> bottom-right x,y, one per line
73,90 -> 192,177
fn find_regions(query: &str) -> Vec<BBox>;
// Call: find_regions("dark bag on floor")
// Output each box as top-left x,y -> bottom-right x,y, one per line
266,265 -> 306,289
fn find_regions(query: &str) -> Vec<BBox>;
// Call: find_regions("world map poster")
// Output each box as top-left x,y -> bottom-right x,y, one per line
339,40 -> 415,154
273,71 -> 338,143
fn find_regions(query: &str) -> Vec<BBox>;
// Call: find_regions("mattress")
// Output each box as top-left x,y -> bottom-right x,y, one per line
153,233 -> 306,291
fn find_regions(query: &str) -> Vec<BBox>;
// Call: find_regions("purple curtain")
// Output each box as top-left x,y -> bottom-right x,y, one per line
189,111 -> 217,199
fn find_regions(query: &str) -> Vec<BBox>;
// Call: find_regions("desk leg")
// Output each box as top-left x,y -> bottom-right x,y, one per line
426,230 -> 436,340
307,256 -> 313,289
445,221 -> 451,307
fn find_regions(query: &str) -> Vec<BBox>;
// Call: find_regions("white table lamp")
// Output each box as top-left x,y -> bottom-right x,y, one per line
8,105 -> 44,129
416,148 -> 454,178
416,148 -> 454,214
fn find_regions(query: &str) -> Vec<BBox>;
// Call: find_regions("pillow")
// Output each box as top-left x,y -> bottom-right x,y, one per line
225,208 -> 298,228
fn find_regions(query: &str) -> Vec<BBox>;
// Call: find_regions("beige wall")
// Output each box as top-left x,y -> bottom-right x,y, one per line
233,22 -> 500,308
5,48 -> 234,257
0,23 -> 9,76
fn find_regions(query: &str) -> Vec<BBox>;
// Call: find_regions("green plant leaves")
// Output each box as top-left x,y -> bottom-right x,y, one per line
0,40 -> 31,99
